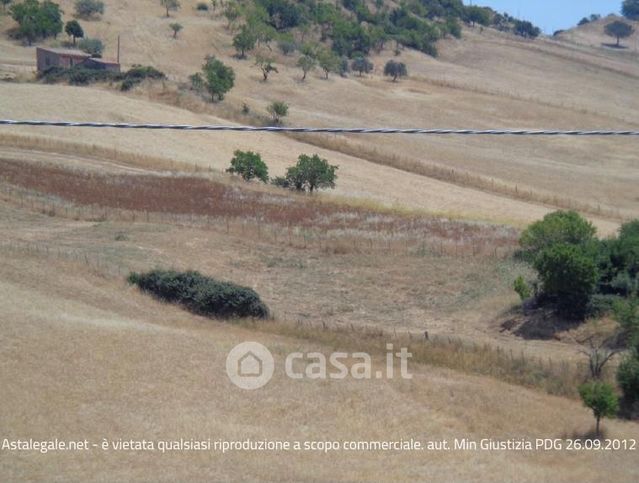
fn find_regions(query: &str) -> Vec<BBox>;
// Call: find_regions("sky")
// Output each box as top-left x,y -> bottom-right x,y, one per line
465,1 -> 622,34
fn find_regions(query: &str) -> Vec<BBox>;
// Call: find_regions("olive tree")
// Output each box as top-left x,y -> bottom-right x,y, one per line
160,0 -> 180,18
297,54 -> 316,81
605,20 -> 634,47
267,101 -> 288,124
384,60 -> 407,81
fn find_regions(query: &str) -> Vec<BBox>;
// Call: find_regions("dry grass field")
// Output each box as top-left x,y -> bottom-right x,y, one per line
1,1 -> 638,481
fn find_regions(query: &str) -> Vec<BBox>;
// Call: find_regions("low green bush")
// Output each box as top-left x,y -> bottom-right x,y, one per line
128,270 -> 269,319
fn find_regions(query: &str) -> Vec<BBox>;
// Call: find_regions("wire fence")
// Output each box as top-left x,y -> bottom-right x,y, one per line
2,119 -> 639,136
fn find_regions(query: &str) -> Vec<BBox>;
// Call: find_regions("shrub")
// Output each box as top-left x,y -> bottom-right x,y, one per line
78,37 -> 104,57
534,244 -> 597,320
513,276 -> 531,301
74,0 -> 104,19
226,150 -> 269,183
518,210 -> 596,263
578,382 -> 619,436
266,101 -> 288,124
128,270 -> 269,319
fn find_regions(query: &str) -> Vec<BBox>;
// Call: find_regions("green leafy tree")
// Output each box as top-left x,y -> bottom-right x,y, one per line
351,56 -> 373,76
514,20 -> 541,38
226,150 -> 269,183
233,26 -> 257,58
64,19 -> 83,45
623,0 -> 639,20
74,0 -> 104,19
317,49 -> 340,79
160,0 -> 180,18
534,244 -> 598,319
284,154 -> 338,193
200,56 -> 234,101
384,60 -> 407,81
464,6 -> 491,27
519,211 -> 596,263
255,54 -> 277,81
578,382 -> 619,437
297,54 -> 316,81
267,101 -> 288,124
11,0 -> 63,45
169,22 -> 182,39
605,20 -> 634,47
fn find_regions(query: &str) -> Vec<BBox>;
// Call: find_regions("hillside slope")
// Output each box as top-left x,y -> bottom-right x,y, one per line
0,1 -> 638,227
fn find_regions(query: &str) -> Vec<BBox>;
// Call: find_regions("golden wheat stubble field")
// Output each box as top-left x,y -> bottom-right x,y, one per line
1,1 -> 639,480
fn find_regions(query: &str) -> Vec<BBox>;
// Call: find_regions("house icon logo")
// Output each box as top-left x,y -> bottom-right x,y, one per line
226,342 -> 274,390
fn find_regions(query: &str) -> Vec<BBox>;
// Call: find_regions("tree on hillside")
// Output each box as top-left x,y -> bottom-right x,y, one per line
233,26 -> 257,58
464,5 -> 490,27
267,101 -> 288,124
518,210 -> 596,263
64,19 -> 83,45
10,0 -> 63,45
579,382 -> 619,437
200,55 -> 234,101
255,54 -> 278,81
226,150 -> 269,183
74,0 -> 104,19
384,60 -> 408,82
605,20 -> 634,46
160,0 -> 180,18
297,54 -> 316,81
534,244 -> 598,320
351,56 -> 373,76
169,22 -> 182,39
514,20 -> 541,38
281,154 -> 338,193
317,49 -> 340,79
623,0 -> 639,20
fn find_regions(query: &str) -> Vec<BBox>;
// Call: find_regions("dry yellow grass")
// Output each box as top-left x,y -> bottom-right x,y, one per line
1,1 -> 638,229
1,247 -> 639,482
1,3 -> 639,480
